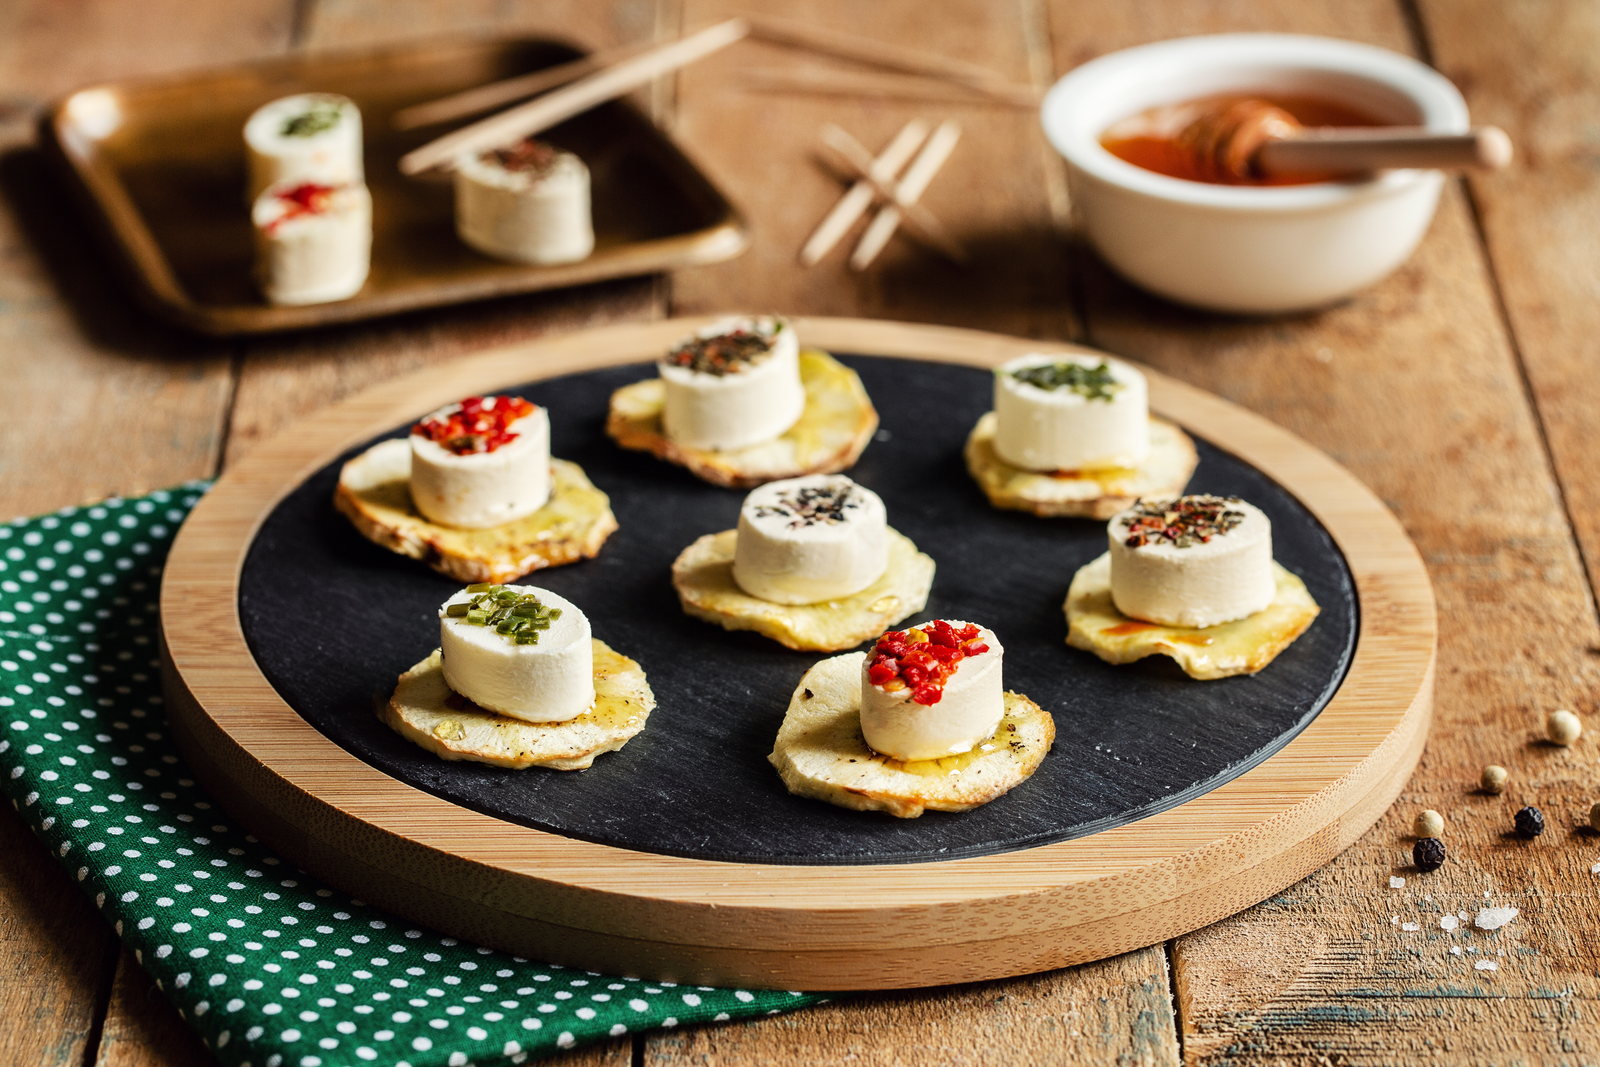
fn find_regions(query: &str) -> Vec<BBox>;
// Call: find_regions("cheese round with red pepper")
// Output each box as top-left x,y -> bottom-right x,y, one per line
731,474 -> 889,605
251,179 -> 371,306
992,353 -> 1149,472
1108,495 -> 1276,628
658,317 -> 805,451
859,621 -> 1004,761
409,396 -> 551,529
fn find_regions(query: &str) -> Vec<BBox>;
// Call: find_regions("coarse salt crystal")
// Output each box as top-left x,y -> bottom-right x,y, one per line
1592,861 -> 1600,875
1450,946 -> 1463,956
1389,876 -> 1406,889
1390,916 -> 1399,925
1475,959 -> 1499,971
1475,907 -> 1519,931
1440,915 -> 1459,931
1401,922 -> 1421,932
1458,910 -> 1471,921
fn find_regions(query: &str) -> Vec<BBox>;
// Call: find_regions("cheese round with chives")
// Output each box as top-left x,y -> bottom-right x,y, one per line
659,316 -> 805,451
1108,495 -> 1276,628
251,180 -> 371,306
438,584 -> 594,723
859,621 -> 1004,761
454,139 -> 594,265
409,396 -> 551,530
731,474 -> 888,605
992,353 -> 1149,472
244,93 -> 363,202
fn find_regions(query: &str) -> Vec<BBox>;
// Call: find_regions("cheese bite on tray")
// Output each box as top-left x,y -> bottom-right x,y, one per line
383,584 -> 653,770
244,92 -> 363,202
454,138 -> 594,265
252,179 -> 371,306
606,316 -> 878,488
965,353 -> 1197,518
769,620 -> 1054,818
1066,494 -> 1320,679
335,395 -> 617,583
672,474 -> 934,651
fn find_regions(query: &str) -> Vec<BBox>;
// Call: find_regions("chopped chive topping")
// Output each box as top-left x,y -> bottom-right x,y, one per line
450,585 -> 562,646
280,102 -> 343,138
1010,360 -> 1121,401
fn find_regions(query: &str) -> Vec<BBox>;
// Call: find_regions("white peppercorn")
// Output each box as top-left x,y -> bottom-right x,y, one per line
1546,709 -> 1582,746
1481,764 -> 1508,794
1413,809 -> 1444,838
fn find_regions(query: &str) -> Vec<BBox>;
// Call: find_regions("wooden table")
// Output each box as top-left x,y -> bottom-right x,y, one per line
3,0 -> 1596,1063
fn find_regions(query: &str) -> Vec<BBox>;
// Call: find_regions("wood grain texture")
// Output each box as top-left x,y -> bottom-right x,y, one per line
91,951 -> 215,1067
1046,2 -> 1600,1060
668,0 -> 1077,341
160,316 -> 1434,991
645,947 -> 1179,1067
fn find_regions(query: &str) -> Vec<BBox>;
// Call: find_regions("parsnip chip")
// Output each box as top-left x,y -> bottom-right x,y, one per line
606,348 -> 878,488
768,652 -> 1055,818
335,438 -> 618,584
672,528 -> 934,652
381,641 -> 653,770
1065,553 -> 1320,680
964,412 -> 1199,519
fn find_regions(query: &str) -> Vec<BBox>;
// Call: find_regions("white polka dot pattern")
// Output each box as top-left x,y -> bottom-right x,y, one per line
0,484 -> 822,1066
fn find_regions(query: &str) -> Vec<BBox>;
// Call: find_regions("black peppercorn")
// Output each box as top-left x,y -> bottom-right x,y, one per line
1413,837 -> 1446,872
1514,805 -> 1545,838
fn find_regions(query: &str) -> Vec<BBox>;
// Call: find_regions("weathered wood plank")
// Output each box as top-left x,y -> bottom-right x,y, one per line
667,0 -> 1078,341
1045,1 -> 1600,1061
646,948 -> 1178,1067
0,3 -> 296,1064
1416,0 -> 1600,601
91,951 -> 216,1067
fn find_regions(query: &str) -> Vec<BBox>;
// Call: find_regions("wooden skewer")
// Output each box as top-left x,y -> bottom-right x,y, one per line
801,120 -> 929,266
399,18 -> 749,176
851,121 -> 962,271
819,125 -> 965,263
1256,126 -> 1513,175
738,67 -> 1038,108
745,13 -> 1030,107
392,42 -> 654,130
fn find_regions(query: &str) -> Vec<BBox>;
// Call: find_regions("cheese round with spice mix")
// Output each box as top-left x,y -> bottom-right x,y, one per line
409,395 -> 551,529
859,621 -> 1004,761
454,138 -> 594,265
731,474 -> 889,604
1108,495 -> 1276,628
658,316 -> 805,451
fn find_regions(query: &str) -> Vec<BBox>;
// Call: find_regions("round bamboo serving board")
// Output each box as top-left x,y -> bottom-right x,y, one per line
160,317 -> 1436,991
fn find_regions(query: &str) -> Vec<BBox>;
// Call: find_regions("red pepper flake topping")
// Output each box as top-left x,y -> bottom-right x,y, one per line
266,182 -> 338,232
1121,494 -> 1246,549
666,322 -> 781,377
484,138 -> 560,174
412,395 -> 537,456
866,620 -> 989,706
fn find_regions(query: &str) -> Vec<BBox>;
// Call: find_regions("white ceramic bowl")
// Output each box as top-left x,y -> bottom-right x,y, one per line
1041,35 -> 1469,314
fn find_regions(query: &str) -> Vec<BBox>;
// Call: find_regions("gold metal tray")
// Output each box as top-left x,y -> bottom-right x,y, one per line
44,37 -> 749,335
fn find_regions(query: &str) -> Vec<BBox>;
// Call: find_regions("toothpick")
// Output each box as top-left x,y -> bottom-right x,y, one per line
850,121 -> 961,270
800,120 -> 929,266
819,125 -> 965,263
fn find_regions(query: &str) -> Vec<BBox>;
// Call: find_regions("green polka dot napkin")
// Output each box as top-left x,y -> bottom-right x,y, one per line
0,484 -> 825,1067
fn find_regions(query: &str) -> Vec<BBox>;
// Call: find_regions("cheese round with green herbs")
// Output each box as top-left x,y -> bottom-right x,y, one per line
731,474 -> 888,605
438,584 -> 594,723
244,93 -> 363,202
992,353 -> 1149,472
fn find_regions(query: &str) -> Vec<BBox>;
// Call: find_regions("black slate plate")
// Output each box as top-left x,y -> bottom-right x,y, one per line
239,356 -> 1357,866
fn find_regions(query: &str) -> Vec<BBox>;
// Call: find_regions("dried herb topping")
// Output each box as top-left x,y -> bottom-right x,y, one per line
1010,360 -> 1121,401
484,138 -> 559,174
412,395 -> 537,456
866,620 -> 990,707
753,482 -> 862,529
666,321 -> 783,376
281,103 -> 343,138
1121,494 -> 1247,549
445,584 -> 562,646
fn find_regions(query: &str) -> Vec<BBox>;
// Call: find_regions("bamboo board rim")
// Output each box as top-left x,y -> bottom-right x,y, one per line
160,316 -> 1436,989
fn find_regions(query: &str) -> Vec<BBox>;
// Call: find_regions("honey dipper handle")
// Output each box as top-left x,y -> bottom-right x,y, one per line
1255,125 -> 1512,175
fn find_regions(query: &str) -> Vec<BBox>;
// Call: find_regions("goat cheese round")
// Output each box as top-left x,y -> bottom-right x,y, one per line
732,474 -> 888,605
454,139 -> 594,265
859,621 -> 1004,761
244,93 -> 363,203
659,317 -> 805,451
992,353 -> 1149,472
251,180 -> 371,306
409,396 -> 551,529
1108,495 -> 1276,628
438,585 -> 594,723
